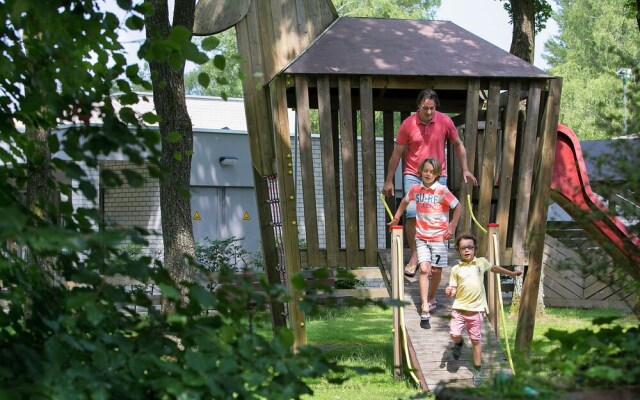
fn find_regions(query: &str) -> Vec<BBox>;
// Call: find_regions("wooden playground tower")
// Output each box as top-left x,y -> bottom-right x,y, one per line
194,0 -> 562,349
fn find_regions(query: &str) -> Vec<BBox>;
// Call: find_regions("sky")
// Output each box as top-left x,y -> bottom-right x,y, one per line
435,0 -> 558,70
108,0 -> 559,72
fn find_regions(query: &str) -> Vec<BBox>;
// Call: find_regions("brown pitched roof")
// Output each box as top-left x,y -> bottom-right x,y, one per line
283,17 -> 549,78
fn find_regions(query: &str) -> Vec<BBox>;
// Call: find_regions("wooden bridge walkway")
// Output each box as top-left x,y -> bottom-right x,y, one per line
378,249 -> 512,392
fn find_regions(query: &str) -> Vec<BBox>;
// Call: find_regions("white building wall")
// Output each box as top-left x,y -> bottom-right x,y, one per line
101,160 -> 163,254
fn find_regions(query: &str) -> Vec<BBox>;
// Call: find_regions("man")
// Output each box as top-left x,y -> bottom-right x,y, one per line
382,89 -> 478,313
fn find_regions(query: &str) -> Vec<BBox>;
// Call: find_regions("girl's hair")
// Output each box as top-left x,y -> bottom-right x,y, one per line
455,233 -> 477,248
419,157 -> 442,177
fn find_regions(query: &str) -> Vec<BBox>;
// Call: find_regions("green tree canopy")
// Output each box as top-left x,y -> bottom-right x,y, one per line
544,0 -> 640,139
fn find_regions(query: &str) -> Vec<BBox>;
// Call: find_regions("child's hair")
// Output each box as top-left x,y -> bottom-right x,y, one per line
455,232 -> 477,248
418,157 -> 442,177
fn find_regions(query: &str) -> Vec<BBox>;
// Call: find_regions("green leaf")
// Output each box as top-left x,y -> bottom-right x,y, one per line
122,169 -> 145,187
125,15 -> 145,30
167,131 -> 181,143
169,26 -> 191,44
201,36 -> 220,51
189,285 -> 216,308
173,151 -> 183,161
116,0 -> 133,10
141,112 -> 160,124
213,54 -> 226,71
197,72 -> 210,88
119,107 -> 138,125
158,283 -> 181,301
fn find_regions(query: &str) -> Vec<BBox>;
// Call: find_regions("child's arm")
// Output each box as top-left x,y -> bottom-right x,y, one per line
490,265 -> 523,277
445,202 -> 461,239
387,197 -> 409,226
445,285 -> 457,298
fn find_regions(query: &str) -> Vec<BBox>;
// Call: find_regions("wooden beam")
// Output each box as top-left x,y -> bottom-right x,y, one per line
496,80 -> 522,258
511,82 -> 543,266
295,76 -> 322,267
270,77 -> 307,348
383,111 -> 396,247
252,170 -> 287,330
339,77 -> 360,267
360,76 -> 378,266
476,81 -> 500,253
459,79 -> 480,234
516,78 -> 563,353
317,76 -> 340,267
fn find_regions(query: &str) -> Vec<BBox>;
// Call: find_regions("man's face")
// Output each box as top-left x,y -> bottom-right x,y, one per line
417,98 -> 436,123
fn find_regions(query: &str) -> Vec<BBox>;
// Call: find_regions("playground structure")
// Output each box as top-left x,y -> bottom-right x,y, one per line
551,125 -> 640,280
193,0 -> 563,350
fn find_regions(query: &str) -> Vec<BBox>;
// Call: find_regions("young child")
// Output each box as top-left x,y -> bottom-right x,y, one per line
388,157 -> 461,328
445,233 -> 523,386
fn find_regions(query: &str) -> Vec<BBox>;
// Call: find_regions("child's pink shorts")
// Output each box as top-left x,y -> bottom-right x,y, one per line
450,309 -> 483,341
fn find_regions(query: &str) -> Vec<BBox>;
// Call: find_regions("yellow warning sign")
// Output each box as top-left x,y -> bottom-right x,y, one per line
242,211 -> 250,221
193,211 -> 201,221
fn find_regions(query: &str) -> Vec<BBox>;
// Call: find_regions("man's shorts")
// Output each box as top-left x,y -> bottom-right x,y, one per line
450,309 -> 484,341
403,174 -> 447,219
415,239 -> 448,267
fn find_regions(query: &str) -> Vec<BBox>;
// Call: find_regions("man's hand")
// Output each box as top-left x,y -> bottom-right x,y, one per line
382,180 -> 394,197
463,170 -> 478,186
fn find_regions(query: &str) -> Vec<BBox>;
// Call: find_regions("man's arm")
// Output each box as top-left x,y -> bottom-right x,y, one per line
451,136 -> 478,186
382,143 -> 406,196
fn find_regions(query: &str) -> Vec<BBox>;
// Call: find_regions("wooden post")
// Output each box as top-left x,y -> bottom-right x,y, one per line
391,225 -> 403,378
487,223 -> 500,337
270,77 -> 307,348
516,78 -> 563,353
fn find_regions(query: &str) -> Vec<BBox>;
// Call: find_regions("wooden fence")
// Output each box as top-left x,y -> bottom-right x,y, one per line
542,234 -> 635,309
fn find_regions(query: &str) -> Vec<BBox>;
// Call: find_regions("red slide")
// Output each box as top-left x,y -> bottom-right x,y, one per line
551,124 -> 640,270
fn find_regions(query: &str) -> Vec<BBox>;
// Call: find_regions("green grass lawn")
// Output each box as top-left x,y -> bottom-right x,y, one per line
301,305 -> 637,399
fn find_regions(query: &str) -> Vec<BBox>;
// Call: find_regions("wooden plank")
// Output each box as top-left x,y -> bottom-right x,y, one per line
317,76 -> 340,267
544,297 -> 632,310
339,77 -> 360,266
459,79 -> 480,235
299,249 -> 367,268
295,76 -> 322,267
476,81 -> 500,253
360,76 -> 378,266
496,80 -> 521,256
543,267 -> 584,297
544,260 -> 584,287
516,78 -> 563,351
270,77 -> 307,347
543,276 -> 581,299
383,111 -> 396,247
510,82 -> 543,266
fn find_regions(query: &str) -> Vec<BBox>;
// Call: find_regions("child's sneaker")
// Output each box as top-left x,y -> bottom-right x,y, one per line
419,312 -> 430,329
452,339 -> 463,360
472,365 -> 483,386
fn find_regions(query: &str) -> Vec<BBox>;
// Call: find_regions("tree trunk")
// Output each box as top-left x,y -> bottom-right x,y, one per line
145,0 -> 197,310
509,0 -> 536,63
636,0 -> 640,32
25,126 -> 56,283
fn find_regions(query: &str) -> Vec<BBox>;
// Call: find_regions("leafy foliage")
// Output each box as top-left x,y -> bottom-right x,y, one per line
0,1 -> 344,398
544,0 -> 640,139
